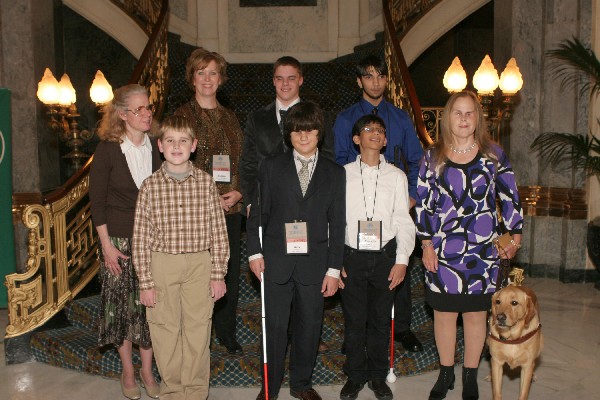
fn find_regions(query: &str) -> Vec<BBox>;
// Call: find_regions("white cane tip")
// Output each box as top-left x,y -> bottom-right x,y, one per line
386,370 -> 397,383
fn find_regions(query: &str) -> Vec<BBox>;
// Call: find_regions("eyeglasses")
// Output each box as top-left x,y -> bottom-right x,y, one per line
126,104 -> 155,116
361,126 -> 385,134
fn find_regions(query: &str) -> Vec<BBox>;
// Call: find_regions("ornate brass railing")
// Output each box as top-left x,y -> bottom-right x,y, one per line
5,0 -> 169,339
389,0 -> 441,37
383,0 -> 433,148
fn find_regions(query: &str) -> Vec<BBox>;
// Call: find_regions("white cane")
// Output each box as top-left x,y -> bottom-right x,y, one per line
386,304 -> 397,383
258,198 -> 270,399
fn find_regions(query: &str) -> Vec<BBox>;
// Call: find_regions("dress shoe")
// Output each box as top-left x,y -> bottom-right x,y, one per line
340,379 -> 365,400
290,387 -> 322,400
429,365 -> 455,400
395,330 -> 423,352
139,372 -> 160,399
256,388 -> 278,400
120,374 -> 141,400
219,337 -> 243,355
368,379 -> 393,400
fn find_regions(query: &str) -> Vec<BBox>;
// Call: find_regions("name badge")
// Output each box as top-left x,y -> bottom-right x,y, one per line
357,220 -> 382,251
212,155 -> 231,183
285,221 -> 309,255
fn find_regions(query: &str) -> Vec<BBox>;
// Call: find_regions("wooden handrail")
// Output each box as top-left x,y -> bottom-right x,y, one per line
5,0 -> 169,339
382,0 -> 433,147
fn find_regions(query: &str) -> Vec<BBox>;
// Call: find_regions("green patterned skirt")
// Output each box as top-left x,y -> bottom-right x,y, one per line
98,237 -> 152,348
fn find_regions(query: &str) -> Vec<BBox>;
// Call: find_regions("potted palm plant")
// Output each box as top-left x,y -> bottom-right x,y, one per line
530,37 -> 600,279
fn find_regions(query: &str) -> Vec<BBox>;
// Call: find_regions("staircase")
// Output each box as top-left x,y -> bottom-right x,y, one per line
30,239 -> 464,386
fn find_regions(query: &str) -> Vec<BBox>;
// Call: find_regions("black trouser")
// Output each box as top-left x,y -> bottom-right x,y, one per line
340,242 -> 396,382
213,212 -> 241,343
263,274 -> 324,396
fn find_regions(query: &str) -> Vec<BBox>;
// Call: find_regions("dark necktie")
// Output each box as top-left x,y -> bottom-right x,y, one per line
279,109 -> 288,151
372,107 -> 378,115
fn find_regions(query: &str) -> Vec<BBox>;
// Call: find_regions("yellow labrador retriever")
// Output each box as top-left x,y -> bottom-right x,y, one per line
488,286 -> 543,400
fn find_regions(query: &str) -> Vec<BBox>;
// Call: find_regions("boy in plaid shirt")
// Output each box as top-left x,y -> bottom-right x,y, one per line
132,115 -> 229,400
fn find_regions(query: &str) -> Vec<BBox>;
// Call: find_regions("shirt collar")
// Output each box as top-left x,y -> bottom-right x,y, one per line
356,154 -> 387,169
276,97 -> 301,114
160,161 -> 196,181
359,97 -> 386,113
120,133 -> 151,154
293,148 -> 318,163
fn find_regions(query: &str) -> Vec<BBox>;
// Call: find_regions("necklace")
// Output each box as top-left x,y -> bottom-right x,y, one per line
451,142 -> 476,154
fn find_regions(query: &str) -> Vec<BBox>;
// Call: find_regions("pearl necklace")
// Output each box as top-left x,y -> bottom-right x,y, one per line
451,142 -> 476,154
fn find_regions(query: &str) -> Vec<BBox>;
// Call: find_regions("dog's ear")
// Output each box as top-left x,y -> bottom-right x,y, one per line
523,289 -> 537,327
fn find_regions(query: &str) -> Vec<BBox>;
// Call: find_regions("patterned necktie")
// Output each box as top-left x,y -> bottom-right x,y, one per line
372,107 -> 378,115
279,109 -> 288,151
297,157 -> 311,196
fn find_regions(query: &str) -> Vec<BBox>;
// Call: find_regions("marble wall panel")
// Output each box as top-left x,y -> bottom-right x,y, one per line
227,0 -> 329,53
564,219 -> 588,270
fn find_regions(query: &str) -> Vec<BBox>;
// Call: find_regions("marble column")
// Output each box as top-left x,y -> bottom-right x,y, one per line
498,0 -> 592,277
1,0 -> 61,272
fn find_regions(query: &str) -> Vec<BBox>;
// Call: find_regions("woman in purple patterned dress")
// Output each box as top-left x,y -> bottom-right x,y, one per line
415,91 -> 523,400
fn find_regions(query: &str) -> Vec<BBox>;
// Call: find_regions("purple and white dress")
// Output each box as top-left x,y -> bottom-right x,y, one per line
415,145 -> 523,312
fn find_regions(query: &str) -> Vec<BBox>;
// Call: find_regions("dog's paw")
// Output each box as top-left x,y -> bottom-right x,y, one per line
532,373 -> 537,382
484,374 -> 492,382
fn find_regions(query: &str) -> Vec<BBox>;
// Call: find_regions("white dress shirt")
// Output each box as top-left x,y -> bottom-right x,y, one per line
120,134 -> 153,189
276,97 -> 301,123
344,154 -> 415,265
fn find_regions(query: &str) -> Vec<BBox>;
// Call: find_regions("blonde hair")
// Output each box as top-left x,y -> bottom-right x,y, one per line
185,47 -> 228,88
430,90 -> 496,169
158,115 -> 195,141
97,84 -> 152,142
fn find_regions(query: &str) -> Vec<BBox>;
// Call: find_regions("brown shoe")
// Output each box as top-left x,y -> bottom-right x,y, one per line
256,388 -> 278,400
290,388 -> 322,400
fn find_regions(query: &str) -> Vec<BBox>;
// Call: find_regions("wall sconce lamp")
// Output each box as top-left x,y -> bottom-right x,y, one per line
37,68 -> 114,169
443,55 -> 523,141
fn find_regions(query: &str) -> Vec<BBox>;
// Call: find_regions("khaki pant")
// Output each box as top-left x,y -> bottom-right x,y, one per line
147,251 -> 214,400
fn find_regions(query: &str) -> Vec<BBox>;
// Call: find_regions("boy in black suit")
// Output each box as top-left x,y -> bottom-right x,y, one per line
247,102 -> 346,400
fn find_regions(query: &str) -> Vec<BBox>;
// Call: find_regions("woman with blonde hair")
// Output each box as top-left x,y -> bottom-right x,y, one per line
174,48 -> 244,355
90,84 -> 162,399
415,91 -> 523,400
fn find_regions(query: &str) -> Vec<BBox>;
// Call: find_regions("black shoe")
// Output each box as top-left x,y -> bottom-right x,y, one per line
368,379 -> 393,400
429,365 -> 455,400
340,379 -> 364,400
395,330 -> 423,352
219,338 -> 243,355
462,366 -> 479,400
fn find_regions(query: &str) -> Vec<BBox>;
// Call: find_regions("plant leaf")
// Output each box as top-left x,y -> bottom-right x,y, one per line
546,37 -> 600,98
530,132 -> 600,176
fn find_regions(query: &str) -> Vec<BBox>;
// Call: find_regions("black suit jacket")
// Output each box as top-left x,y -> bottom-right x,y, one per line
239,101 -> 336,205
246,151 -> 345,285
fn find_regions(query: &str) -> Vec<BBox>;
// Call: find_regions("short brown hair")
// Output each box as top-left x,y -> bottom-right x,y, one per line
159,115 -> 195,141
273,56 -> 303,77
185,47 -> 228,88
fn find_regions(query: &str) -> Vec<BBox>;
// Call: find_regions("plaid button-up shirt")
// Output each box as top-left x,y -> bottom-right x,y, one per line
132,162 -> 230,290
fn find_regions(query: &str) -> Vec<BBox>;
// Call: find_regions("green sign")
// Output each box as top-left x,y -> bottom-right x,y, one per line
0,88 -> 15,307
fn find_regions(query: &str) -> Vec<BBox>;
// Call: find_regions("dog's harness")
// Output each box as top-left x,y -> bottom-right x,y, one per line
488,324 -> 542,345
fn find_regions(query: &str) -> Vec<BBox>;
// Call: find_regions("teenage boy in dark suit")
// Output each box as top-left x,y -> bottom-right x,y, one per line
246,102 -> 345,400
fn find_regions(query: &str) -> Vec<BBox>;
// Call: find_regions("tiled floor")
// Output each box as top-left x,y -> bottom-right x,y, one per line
2,277 -> 600,399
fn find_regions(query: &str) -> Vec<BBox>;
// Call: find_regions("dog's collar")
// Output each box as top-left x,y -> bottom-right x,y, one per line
489,324 -> 542,344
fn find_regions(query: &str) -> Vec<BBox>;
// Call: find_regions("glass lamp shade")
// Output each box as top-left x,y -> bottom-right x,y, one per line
57,74 -> 76,107
443,57 -> 468,93
499,57 -> 523,95
473,55 -> 499,95
37,68 -> 60,105
90,70 -> 114,104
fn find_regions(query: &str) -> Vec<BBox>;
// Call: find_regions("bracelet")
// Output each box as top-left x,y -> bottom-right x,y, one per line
421,242 -> 434,249
510,239 -> 522,249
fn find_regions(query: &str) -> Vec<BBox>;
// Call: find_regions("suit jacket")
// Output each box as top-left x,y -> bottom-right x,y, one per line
246,151 -> 346,285
239,101 -> 336,205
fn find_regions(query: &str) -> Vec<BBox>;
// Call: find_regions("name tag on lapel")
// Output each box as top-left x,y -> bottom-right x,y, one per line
284,221 -> 309,255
